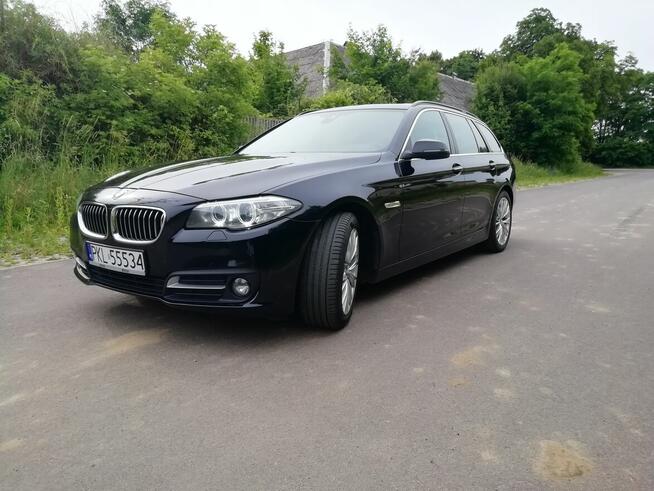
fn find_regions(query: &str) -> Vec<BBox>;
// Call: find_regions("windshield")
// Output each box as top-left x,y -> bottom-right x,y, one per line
239,109 -> 406,154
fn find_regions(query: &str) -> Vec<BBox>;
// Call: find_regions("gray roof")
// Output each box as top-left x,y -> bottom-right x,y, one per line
284,42 -> 327,100
437,74 -> 475,112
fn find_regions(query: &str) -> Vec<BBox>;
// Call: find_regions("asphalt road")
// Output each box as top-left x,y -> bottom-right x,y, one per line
2,170 -> 654,490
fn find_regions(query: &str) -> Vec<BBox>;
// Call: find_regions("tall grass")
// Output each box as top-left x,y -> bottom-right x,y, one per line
513,158 -> 604,188
0,150 -> 122,262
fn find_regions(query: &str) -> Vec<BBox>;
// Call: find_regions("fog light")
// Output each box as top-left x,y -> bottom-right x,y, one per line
232,277 -> 250,297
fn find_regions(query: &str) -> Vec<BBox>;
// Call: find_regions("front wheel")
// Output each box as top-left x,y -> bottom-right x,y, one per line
485,191 -> 512,253
299,212 -> 359,330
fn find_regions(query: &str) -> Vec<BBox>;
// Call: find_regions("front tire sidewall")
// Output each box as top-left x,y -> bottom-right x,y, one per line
299,213 -> 359,330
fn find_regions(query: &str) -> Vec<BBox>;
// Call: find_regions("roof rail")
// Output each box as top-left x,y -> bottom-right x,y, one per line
411,100 -> 477,118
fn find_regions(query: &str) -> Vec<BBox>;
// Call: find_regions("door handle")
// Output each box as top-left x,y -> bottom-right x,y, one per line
488,160 -> 496,171
452,163 -> 463,175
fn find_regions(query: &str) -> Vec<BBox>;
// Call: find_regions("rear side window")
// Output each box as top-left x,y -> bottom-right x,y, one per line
474,122 -> 502,153
468,121 -> 489,152
444,113 -> 478,154
409,110 -> 450,151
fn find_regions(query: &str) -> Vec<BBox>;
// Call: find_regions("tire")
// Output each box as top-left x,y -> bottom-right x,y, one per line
299,212 -> 359,330
484,191 -> 512,253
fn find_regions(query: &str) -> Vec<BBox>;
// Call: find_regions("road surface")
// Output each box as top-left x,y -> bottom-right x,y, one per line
2,170 -> 654,490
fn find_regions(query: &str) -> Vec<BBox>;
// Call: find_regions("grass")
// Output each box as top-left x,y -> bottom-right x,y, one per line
0,153 -> 606,265
0,154 -> 121,265
514,158 -> 604,188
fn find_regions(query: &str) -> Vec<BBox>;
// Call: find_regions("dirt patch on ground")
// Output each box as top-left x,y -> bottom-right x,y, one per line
534,440 -> 593,480
450,344 -> 499,368
0,439 -> 24,452
81,329 -> 169,367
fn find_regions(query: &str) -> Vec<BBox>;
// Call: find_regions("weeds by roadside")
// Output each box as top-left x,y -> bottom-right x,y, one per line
0,153 -> 122,264
513,158 -> 604,188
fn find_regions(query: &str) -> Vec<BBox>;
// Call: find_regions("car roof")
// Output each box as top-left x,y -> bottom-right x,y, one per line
307,101 -> 478,119
309,103 -> 413,113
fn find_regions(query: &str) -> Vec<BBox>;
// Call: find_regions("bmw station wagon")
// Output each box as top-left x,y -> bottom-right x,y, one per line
71,101 -> 515,330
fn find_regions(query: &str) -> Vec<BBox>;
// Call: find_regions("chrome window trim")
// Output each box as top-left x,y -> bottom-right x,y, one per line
111,205 -> 166,245
399,107 -> 505,158
399,108 -> 453,159
77,202 -> 109,240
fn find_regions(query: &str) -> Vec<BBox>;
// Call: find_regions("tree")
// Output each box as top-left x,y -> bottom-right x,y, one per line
0,0 -> 80,89
500,8 -> 569,59
441,49 -> 485,81
474,45 -> 593,169
592,55 -> 654,167
62,11 -> 254,164
95,0 -> 175,55
331,25 -> 440,102
249,31 -> 305,117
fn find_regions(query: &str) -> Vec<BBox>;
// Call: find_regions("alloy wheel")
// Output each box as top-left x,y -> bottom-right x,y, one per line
341,229 -> 359,315
495,196 -> 511,246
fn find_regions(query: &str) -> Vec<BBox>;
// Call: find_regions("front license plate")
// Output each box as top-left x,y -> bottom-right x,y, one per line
85,242 -> 145,276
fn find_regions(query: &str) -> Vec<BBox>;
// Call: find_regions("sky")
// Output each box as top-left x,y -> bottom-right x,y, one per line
31,0 -> 654,71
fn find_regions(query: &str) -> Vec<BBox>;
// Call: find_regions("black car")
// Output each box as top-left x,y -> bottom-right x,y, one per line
71,101 -> 515,330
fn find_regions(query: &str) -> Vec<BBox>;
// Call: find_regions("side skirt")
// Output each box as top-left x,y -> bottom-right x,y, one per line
371,227 -> 489,283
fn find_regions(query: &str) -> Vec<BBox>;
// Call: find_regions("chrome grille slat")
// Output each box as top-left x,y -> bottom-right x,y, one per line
126,209 -> 133,240
111,206 -> 165,243
135,209 -> 140,240
138,209 -> 145,241
137,209 -> 143,241
145,210 -> 152,239
90,207 -> 96,233
78,203 -> 108,238
94,206 -> 101,234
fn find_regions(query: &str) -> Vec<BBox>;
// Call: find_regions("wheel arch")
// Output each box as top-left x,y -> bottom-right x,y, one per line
317,197 -> 382,283
501,184 -> 514,205
486,184 -> 514,233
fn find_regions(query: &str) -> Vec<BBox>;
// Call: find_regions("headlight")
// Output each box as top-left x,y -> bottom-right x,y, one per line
186,196 -> 302,230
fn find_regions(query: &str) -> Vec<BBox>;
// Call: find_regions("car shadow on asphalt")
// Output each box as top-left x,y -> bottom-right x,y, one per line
356,247 -> 480,304
100,246 -> 486,347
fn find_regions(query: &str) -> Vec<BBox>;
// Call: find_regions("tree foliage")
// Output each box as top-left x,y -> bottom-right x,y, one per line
0,0 -> 81,89
592,55 -> 653,166
249,31 -> 305,117
0,2 -> 651,173
441,49 -> 485,81
475,7 -> 652,168
94,0 -> 176,55
474,45 -> 593,168
306,80 -> 391,110
330,26 -> 440,102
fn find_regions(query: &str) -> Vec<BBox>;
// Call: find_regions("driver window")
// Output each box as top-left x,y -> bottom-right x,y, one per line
409,111 -> 450,151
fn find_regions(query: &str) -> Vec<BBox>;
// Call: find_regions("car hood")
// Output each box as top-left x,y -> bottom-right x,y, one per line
101,153 -> 382,200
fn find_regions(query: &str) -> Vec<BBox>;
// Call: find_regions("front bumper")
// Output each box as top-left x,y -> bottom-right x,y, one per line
71,201 -> 317,316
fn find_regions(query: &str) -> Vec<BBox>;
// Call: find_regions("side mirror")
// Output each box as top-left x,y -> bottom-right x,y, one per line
401,139 -> 450,161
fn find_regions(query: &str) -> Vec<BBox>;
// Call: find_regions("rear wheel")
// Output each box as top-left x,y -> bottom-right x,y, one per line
485,191 -> 512,252
299,212 -> 359,330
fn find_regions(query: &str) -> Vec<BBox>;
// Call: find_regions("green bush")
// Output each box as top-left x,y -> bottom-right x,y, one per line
474,44 -> 593,170
591,138 -> 653,168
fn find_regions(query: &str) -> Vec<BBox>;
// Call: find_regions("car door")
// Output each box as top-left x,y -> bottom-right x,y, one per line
443,113 -> 494,236
398,110 -> 466,259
